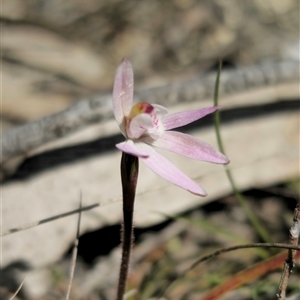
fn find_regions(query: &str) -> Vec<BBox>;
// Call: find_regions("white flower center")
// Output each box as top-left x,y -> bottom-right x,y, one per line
126,102 -> 168,141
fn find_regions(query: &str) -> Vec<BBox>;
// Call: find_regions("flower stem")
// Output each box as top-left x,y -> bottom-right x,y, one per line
116,152 -> 139,300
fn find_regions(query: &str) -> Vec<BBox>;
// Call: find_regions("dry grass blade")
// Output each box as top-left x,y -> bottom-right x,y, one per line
159,243 -> 300,297
9,277 -> 25,300
65,192 -> 83,300
1,203 -> 98,236
202,250 -> 300,300
123,289 -> 137,299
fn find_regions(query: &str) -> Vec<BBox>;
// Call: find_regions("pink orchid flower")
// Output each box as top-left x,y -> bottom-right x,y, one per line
113,58 -> 229,196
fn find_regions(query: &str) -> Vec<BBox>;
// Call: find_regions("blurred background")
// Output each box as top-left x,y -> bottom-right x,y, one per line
1,0 -> 299,299
2,0 -> 298,126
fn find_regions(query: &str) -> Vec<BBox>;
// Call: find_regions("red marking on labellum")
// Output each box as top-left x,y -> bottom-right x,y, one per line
129,102 -> 154,119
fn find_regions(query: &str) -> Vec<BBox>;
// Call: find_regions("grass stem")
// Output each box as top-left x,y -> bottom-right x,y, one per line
213,61 -> 271,243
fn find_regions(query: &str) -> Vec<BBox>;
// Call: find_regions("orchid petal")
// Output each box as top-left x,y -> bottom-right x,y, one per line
162,106 -> 220,130
153,131 -> 229,164
136,143 -> 207,196
116,140 -> 149,158
113,58 -> 134,128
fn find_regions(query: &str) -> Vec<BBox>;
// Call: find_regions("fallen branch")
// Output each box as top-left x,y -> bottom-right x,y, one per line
1,60 -> 298,166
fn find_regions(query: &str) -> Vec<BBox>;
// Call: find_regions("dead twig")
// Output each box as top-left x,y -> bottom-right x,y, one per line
1,60 -> 298,166
277,200 -> 300,300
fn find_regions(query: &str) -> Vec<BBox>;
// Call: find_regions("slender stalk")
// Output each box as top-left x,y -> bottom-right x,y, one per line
1,203 -> 99,236
213,61 -> 271,243
9,278 -> 25,300
116,152 -> 139,300
66,193 -> 83,300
